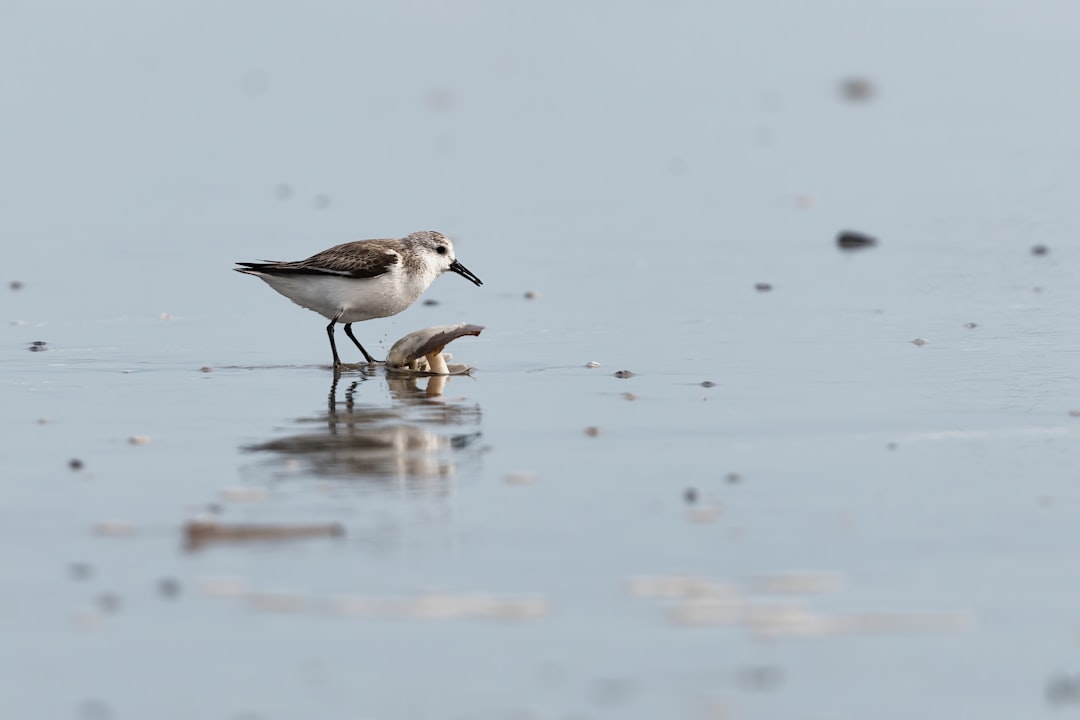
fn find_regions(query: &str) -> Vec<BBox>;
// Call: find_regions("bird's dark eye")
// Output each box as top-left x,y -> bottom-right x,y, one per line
436,246 -> 448,255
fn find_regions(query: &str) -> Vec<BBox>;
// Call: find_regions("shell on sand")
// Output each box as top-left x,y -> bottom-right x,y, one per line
386,323 -> 484,375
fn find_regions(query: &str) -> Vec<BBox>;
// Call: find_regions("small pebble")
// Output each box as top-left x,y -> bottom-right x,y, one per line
701,381 -> 716,388
274,183 -> 293,201
9,280 -> 23,290
97,593 -> 121,613
128,435 -> 152,446
837,230 -> 878,250
613,370 -> 634,379
199,366 -> 213,373
684,488 -> 698,505
963,322 -> 977,329
1031,244 -> 1049,256
1069,410 -> 1080,418
77,699 -> 112,720
68,562 -> 94,581
313,193 -> 332,209
737,665 -> 785,692
887,442 -> 898,450
422,298 -> 439,306
585,361 -> 601,368
839,77 -> 874,102
69,458 -> 84,471
158,578 -> 182,599
911,338 -> 929,347
623,392 -> 637,401
524,290 -> 540,300
754,282 -> 772,292
584,426 -> 602,437
28,340 -> 47,352
159,312 -> 172,321
725,473 -> 741,484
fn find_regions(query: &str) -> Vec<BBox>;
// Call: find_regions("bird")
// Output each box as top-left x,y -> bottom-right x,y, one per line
235,230 -> 482,367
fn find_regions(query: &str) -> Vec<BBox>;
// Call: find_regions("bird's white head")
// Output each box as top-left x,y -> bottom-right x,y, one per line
405,230 -> 482,286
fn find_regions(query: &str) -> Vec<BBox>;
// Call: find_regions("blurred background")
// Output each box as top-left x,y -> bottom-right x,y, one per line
4,1 -> 1080,719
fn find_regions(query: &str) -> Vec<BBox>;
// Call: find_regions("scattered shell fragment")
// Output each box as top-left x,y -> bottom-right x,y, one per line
837,230 -> 878,250
504,471 -> 537,485
963,322 -> 977,329
128,435 -> 152,446
584,426 -> 602,437
613,370 -> 634,379
911,338 -> 929,347
385,323 -> 483,375
524,290 -> 540,300
623,392 -> 637,401
220,486 -> 268,502
585,361 -> 601,368
184,519 -> 344,549
1069,410 -> 1080,418
93,522 -> 135,537
248,591 -> 311,613
689,505 -> 722,523
751,572 -> 844,595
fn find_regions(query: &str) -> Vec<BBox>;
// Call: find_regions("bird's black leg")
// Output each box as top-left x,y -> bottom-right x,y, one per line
343,323 -> 378,364
326,316 -> 343,369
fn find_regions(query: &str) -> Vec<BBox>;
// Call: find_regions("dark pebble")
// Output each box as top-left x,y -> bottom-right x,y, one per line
725,472 -> 741,484
78,699 -> 112,720
422,299 -> 439,306
28,340 -> 47,352
97,593 -> 121,613
837,231 -> 878,250
839,77 -> 874,102
1047,674 -> 1080,706
9,280 -> 23,290
613,370 -> 634,379
69,458 -> 84,471
68,562 -> 94,580
684,488 -> 698,505
701,381 -> 716,388
1031,244 -> 1049,256
754,282 -> 772,292
158,578 -> 182,599
199,366 -> 213,373
738,665 -> 785,692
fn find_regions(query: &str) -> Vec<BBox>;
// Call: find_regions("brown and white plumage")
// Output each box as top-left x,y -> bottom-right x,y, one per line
235,230 -> 482,367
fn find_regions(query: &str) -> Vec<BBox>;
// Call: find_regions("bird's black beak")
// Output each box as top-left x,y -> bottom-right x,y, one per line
450,260 -> 482,287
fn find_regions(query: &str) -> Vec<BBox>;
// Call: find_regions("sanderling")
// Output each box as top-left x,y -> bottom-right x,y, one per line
235,230 -> 482,367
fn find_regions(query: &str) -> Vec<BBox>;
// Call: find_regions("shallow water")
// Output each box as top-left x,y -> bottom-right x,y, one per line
5,2 -> 1080,719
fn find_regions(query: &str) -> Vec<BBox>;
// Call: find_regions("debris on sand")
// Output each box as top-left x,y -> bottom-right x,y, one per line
837,231 -> 878,250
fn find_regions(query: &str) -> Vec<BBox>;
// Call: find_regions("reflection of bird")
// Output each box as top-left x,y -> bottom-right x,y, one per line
236,231 -> 482,367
